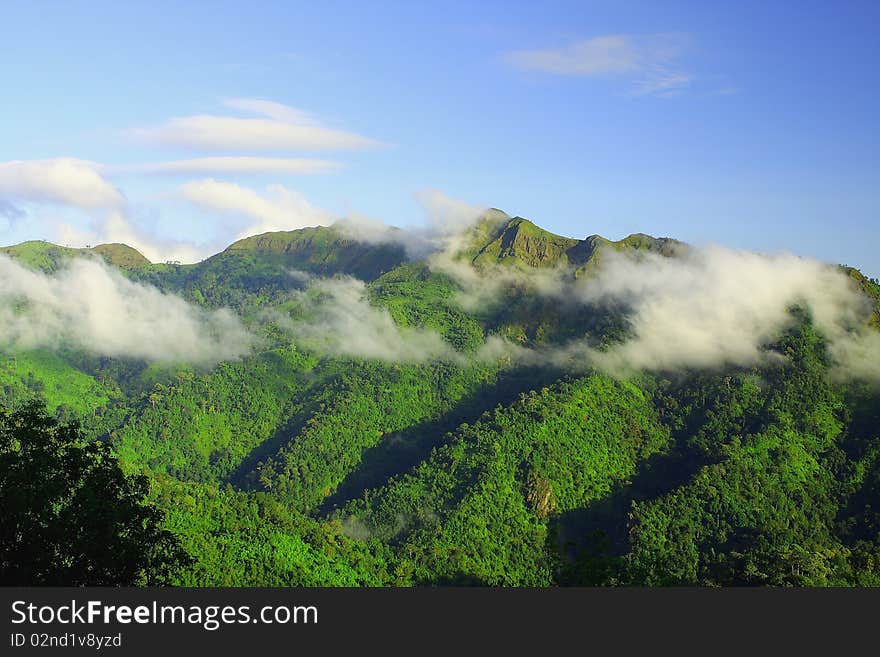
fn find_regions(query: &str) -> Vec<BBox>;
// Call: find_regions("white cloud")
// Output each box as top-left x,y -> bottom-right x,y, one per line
333,212 -> 405,246
106,157 -> 342,176
0,159 -> 124,209
0,254 -> 253,363
222,98 -> 318,124
505,33 -> 692,97
131,99 -> 383,152
179,179 -> 335,240
414,188 -> 487,238
506,35 -> 643,75
99,211 -> 210,263
337,188 -> 489,258
574,247 -> 880,378
427,235 -> 880,380
271,276 -> 457,363
53,211 -> 211,264
631,70 -> 692,98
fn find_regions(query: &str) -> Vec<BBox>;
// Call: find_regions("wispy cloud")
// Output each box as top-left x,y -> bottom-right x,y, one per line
712,85 -> 742,97
105,156 -> 342,176
53,210 -> 212,264
631,69 -> 692,98
504,33 -> 693,97
179,179 -> 335,240
414,188 -> 488,238
270,276 -> 457,363
0,200 -> 25,223
336,188 -> 489,258
130,99 -> 384,152
221,98 -> 318,124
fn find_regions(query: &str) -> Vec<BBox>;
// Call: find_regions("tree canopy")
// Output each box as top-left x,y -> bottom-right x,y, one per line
0,401 -> 188,585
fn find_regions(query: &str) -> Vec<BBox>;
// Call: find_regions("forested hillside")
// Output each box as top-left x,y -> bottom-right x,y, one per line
1,213 -> 879,586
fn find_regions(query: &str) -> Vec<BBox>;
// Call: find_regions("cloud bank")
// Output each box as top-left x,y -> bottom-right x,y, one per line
429,243 -> 880,380
569,247 -> 877,376
0,255 -> 253,364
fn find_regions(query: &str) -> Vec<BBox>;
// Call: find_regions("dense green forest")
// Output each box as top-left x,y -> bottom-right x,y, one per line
1,212 -> 878,586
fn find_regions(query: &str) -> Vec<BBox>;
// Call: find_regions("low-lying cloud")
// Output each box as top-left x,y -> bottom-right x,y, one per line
429,242 -> 880,380
0,255 -> 253,364
337,188 -> 489,259
270,241 -> 880,379
573,247 -> 879,379
268,274 -> 456,363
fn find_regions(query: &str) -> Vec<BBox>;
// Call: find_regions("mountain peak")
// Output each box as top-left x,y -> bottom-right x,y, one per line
461,215 -> 683,272
222,224 -> 408,280
469,216 -> 581,269
0,240 -> 149,272
88,243 -> 151,268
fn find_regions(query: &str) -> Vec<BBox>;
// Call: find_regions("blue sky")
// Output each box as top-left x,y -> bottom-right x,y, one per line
0,0 -> 877,274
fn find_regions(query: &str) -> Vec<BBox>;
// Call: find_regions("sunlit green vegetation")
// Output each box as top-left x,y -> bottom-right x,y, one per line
1,218 -> 878,586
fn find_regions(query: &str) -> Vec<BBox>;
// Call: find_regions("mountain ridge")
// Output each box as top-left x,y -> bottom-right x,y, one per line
0,240 -> 150,272
0,213 -> 682,275
463,215 -> 683,273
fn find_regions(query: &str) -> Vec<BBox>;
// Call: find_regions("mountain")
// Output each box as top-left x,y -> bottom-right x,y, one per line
224,225 -> 408,280
0,218 -> 678,281
1,215 -> 879,587
0,240 -> 149,272
843,266 -> 880,328
91,226 -> 411,312
462,214 -> 684,280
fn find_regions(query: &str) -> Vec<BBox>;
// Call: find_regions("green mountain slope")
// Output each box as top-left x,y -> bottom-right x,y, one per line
464,214 -> 683,274
338,373 -> 669,585
110,346 -> 320,481
122,226 -> 408,313
0,349 -> 116,420
1,240 -> 150,272
226,226 -> 408,280
1,215 -> 878,587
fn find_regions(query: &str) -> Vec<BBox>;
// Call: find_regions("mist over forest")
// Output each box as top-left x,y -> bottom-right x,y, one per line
2,208 -> 879,586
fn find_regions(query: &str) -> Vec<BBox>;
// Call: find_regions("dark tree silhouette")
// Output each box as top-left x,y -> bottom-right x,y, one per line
0,400 -> 189,585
